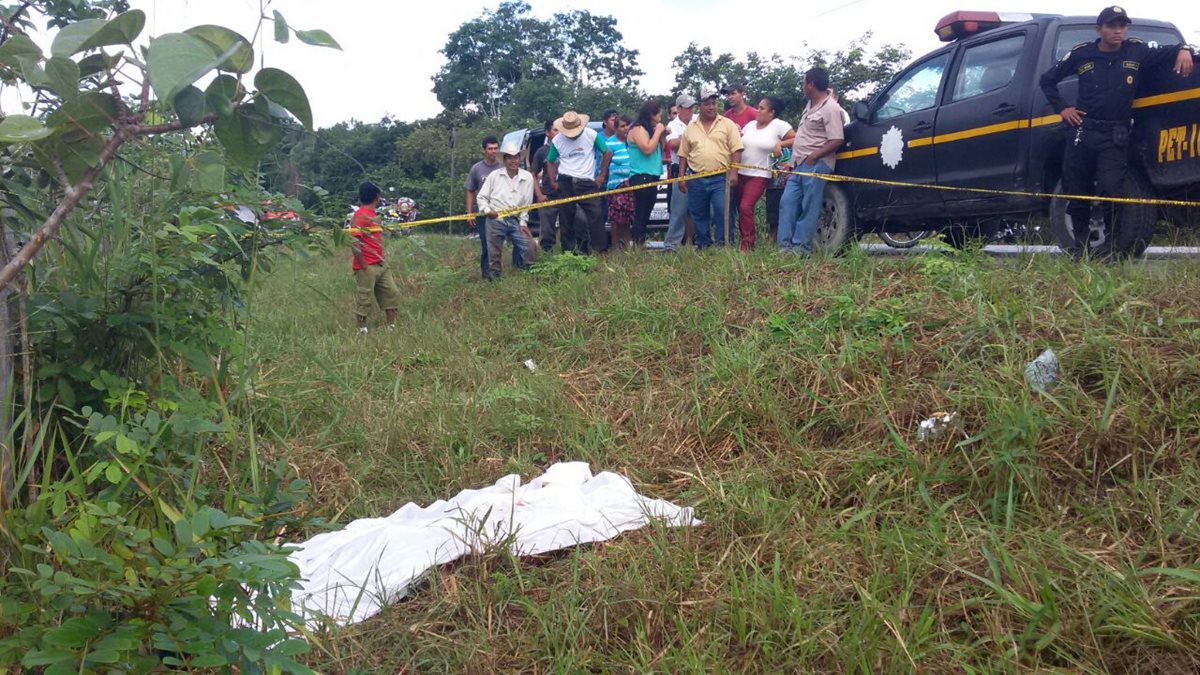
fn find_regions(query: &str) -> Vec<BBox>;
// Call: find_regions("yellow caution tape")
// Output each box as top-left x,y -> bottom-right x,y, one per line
346,161 -> 1199,237
345,167 -> 729,235
744,163 -> 1200,209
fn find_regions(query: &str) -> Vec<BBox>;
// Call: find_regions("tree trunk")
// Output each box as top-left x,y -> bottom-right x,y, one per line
0,220 -> 14,508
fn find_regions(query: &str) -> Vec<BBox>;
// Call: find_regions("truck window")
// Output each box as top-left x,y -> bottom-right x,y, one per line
1054,25 -> 1181,60
875,53 -> 950,122
951,33 -> 1026,102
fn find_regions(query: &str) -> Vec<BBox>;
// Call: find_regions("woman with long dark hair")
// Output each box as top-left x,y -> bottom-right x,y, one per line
606,115 -> 636,249
625,99 -> 667,245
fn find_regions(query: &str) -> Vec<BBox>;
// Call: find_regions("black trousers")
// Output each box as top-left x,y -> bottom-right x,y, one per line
1061,123 -> 1128,241
629,173 -> 659,244
558,177 -> 606,254
537,188 -> 560,252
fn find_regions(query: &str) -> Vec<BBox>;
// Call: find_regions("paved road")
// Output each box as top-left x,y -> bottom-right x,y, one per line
859,243 -> 1200,259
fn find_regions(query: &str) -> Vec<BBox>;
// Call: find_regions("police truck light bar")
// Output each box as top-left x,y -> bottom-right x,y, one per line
935,11 -> 1036,41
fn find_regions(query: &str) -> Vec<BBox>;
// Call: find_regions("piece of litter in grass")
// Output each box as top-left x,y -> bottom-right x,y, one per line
287,462 -> 701,627
523,359 -> 537,371
1024,348 -> 1059,393
917,412 -> 958,442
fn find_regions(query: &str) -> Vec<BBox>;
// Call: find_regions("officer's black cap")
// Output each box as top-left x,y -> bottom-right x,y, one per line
1096,6 -> 1132,26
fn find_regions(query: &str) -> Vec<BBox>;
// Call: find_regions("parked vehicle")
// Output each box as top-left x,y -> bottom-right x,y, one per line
817,10 -> 1200,257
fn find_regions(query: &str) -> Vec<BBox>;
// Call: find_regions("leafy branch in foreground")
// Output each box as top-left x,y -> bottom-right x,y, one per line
0,4 -> 335,293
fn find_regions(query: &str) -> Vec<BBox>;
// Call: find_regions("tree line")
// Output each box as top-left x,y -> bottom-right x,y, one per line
265,1 -> 910,223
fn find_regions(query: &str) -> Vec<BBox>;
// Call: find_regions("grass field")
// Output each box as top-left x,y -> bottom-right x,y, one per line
250,234 -> 1200,673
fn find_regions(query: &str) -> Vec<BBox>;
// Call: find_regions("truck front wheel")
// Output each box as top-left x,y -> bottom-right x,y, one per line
1050,172 -> 1156,259
814,184 -> 855,253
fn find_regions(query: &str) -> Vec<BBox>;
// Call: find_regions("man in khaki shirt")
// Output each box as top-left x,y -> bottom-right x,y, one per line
778,67 -> 844,253
678,86 -> 744,248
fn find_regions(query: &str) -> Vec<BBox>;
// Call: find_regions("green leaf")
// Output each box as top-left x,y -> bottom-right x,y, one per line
273,11 -> 289,44
173,85 -> 208,127
78,10 -> 146,52
294,29 -> 341,50
16,57 -> 50,88
1139,567 -> 1200,584
174,519 -> 193,547
214,99 -> 280,167
254,67 -> 312,130
52,11 -> 145,57
21,649 -> 74,667
194,150 -> 226,192
0,34 -> 43,64
114,434 -> 136,455
273,639 -> 310,656
47,91 -> 117,135
44,57 -> 81,101
50,19 -> 106,58
189,654 -> 229,668
146,32 -> 227,102
204,74 -> 241,118
0,115 -> 53,143
77,52 -> 114,78
184,25 -> 253,74
57,378 -> 76,408
104,462 -> 122,484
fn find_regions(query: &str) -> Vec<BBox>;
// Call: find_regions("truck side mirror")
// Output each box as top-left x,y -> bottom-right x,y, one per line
852,101 -> 870,123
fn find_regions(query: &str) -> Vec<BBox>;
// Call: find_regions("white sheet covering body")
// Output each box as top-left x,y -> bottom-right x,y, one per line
288,462 -> 700,626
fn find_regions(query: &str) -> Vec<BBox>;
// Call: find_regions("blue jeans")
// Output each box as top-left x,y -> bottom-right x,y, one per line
686,174 -> 727,249
665,166 -> 689,249
485,217 -> 534,278
478,221 -> 523,279
777,163 -> 832,253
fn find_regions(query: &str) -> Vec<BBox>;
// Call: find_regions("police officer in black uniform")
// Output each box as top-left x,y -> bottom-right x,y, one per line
1039,5 -> 1195,255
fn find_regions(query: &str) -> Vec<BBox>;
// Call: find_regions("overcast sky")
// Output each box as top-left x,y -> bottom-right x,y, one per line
117,1 -> 1200,127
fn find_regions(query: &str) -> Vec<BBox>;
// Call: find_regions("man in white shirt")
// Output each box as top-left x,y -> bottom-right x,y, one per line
546,110 -> 612,254
477,141 -> 538,278
664,93 -> 695,250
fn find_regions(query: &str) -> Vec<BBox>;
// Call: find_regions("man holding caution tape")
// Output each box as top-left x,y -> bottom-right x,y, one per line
678,86 -> 744,249
545,110 -> 613,254
1039,5 -> 1195,255
476,141 -> 538,279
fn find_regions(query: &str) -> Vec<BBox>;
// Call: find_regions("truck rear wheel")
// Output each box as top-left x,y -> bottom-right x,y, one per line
1050,173 -> 1156,259
814,184 -> 855,253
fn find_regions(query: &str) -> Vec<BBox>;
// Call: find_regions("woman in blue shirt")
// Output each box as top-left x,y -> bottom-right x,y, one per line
626,99 -> 667,245
606,115 -> 635,250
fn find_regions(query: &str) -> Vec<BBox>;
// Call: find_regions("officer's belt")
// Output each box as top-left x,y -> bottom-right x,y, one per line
1080,117 -> 1129,130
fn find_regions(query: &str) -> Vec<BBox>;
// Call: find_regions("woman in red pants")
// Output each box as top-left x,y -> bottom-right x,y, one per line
736,97 -> 795,251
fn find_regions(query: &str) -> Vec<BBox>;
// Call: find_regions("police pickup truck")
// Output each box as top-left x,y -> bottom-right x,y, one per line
814,11 -> 1199,257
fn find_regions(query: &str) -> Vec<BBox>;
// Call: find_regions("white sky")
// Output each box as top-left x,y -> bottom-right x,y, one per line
50,1 -> 1200,127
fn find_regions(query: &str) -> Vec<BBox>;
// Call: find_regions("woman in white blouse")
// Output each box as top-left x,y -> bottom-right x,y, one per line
736,97 -> 795,251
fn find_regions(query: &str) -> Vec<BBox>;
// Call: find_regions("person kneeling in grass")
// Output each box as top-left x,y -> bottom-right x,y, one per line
349,182 -> 401,334
476,141 -> 539,279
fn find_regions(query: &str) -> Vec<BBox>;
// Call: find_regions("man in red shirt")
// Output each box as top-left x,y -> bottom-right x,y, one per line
350,182 -> 400,334
723,84 -> 757,129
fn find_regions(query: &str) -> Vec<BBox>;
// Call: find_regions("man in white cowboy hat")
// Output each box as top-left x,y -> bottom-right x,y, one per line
545,110 -> 613,254
476,140 -> 538,278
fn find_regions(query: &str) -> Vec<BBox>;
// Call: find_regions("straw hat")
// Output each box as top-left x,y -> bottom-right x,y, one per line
554,110 -> 590,139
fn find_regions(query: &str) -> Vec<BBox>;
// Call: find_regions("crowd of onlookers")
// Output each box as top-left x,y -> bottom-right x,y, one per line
459,67 -> 847,279
346,68 -> 848,331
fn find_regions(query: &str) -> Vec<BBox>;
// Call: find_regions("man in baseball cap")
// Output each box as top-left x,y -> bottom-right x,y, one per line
677,85 -> 744,248
1039,5 -> 1195,257
664,93 -> 697,249
1096,5 -> 1130,25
